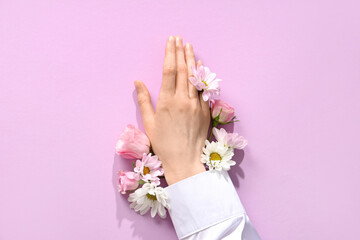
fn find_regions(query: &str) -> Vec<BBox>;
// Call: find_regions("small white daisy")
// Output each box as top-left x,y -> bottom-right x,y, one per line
128,182 -> 169,218
201,140 -> 235,171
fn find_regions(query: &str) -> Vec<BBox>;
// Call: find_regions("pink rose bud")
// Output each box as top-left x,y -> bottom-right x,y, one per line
118,170 -> 139,194
116,124 -> 150,159
211,99 -> 235,124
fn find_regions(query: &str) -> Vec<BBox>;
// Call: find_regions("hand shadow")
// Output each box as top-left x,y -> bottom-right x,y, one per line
112,153 -> 175,239
228,149 -> 245,188
116,90 -> 244,239
111,90 -> 175,239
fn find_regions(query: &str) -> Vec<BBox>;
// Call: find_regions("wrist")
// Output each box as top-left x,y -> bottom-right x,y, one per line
162,162 -> 206,185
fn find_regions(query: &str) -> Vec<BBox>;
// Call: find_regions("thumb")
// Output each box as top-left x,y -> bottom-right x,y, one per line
134,80 -> 155,136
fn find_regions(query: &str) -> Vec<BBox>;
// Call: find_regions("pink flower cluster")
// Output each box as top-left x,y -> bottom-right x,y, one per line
118,170 -> 139,194
116,125 -> 164,194
115,63 -> 248,219
189,65 -> 221,101
189,64 -> 247,157
213,127 -> 248,150
211,99 -> 235,124
188,65 -> 239,126
116,124 -> 150,159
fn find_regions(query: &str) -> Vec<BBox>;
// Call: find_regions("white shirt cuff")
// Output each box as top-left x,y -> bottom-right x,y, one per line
164,170 -> 246,239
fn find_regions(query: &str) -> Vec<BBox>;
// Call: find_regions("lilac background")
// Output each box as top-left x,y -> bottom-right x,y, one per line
1,0 -> 360,239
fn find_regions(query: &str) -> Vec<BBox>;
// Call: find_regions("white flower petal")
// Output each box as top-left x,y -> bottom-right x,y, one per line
152,203 -> 159,218
205,72 -> 216,83
201,140 -> 237,171
213,128 -> 227,142
140,205 -> 150,215
158,205 -> 166,218
128,183 -> 169,218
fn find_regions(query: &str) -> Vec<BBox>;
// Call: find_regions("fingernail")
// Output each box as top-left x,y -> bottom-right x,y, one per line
185,43 -> 191,49
168,36 -> 174,42
134,80 -> 142,88
175,36 -> 182,45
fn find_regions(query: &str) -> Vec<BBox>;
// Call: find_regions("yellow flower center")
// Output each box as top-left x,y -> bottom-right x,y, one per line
210,152 -> 222,161
202,80 -> 208,86
146,193 -> 157,201
143,166 -> 150,175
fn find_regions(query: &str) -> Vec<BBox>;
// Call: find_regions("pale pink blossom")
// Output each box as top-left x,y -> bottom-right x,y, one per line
118,170 -> 140,194
134,153 -> 163,185
189,65 -> 221,101
116,124 -> 150,159
213,127 -> 248,150
211,99 -> 235,124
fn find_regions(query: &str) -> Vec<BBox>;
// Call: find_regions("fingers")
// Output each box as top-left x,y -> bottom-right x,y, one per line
161,36 -> 176,95
175,36 -> 188,95
134,80 -> 155,135
185,43 -> 198,98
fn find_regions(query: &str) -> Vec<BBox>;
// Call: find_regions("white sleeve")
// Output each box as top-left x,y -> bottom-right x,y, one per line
164,170 -> 261,240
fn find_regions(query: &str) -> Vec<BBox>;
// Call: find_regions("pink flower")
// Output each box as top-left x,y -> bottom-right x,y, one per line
134,153 -> 164,185
189,65 -> 221,101
116,124 -> 150,159
118,170 -> 140,194
211,99 -> 235,124
213,127 -> 248,150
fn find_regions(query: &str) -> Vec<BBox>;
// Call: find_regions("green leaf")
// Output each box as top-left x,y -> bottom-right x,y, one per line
213,113 -> 220,127
213,108 -> 223,126
212,119 -> 219,128
126,189 -> 136,194
218,120 -> 240,125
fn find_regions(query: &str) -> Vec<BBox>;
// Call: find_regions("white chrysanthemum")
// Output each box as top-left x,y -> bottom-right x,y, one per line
201,140 -> 235,171
128,182 -> 169,218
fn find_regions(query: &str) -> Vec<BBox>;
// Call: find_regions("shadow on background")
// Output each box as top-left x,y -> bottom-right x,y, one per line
112,89 -> 245,239
112,153 -> 175,239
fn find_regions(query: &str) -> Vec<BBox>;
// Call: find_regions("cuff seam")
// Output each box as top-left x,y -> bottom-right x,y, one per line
164,170 -> 208,190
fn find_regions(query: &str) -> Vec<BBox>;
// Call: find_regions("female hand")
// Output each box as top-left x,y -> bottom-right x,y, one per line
134,36 -> 210,185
